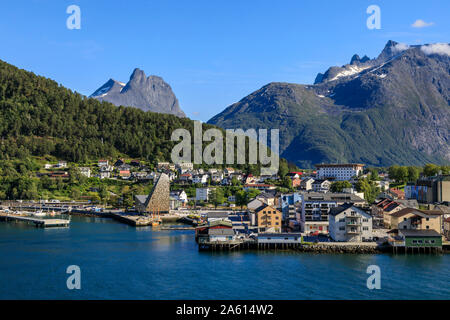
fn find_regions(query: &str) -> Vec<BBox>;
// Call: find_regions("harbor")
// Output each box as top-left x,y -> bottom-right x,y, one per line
0,212 -> 70,228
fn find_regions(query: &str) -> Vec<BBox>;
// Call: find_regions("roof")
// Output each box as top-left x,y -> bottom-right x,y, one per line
315,163 -> 365,168
390,207 -> 417,218
399,229 -> 442,237
135,195 -> 148,204
329,203 -> 356,216
208,228 -> 235,236
207,212 -> 229,219
258,233 -> 302,238
302,192 -> 365,202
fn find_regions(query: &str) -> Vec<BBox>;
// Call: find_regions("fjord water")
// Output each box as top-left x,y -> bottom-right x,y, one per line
0,216 -> 449,300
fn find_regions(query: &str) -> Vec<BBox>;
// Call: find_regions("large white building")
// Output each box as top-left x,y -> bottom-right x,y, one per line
315,163 -> 364,181
196,187 -> 215,201
328,203 -> 373,242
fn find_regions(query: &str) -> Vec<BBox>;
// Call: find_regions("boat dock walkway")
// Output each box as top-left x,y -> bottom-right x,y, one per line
0,213 -> 70,228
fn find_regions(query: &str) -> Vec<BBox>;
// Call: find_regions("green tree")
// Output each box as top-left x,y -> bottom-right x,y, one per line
210,188 -> 225,209
423,164 -> 440,177
330,181 -> 352,193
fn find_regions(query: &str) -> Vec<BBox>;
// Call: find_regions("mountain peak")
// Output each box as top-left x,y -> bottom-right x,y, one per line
91,69 -> 186,117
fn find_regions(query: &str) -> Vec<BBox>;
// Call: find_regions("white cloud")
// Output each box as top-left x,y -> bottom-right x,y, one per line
411,19 -> 434,28
393,43 -> 410,52
420,43 -> 450,56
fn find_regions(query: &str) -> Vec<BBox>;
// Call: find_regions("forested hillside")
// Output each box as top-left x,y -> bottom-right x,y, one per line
0,59 -> 204,163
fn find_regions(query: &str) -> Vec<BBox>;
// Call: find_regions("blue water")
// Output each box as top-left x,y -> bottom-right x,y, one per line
0,216 -> 449,300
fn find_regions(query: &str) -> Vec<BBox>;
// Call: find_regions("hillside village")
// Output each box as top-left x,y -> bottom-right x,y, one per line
10,159 -> 448,252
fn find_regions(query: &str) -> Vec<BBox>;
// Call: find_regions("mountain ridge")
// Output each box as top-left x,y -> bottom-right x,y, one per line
91,68 -> 186,117
208,41 -> 450,168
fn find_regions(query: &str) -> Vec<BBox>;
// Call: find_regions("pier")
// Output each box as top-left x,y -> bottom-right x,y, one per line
0,213 -> 70,228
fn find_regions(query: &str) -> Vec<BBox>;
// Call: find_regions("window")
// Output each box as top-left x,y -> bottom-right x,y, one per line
412,240 -> 417,244
339,227 -> 345,231
363,227 -> 369,231
426,226 -> 429,229
426,218 -> 429,221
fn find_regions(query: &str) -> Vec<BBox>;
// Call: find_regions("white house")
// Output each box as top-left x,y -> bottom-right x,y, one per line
79,167 -> 91,178
328,203 -> 373,242
170,190 -> 188,203
196,187 -> 214,201
300,177 -> 314,191
56,161 -> 67,168
193,174 -> 208,184
312,179 -> 331,192
315,164 -> 364,181
98,159 -> 109,167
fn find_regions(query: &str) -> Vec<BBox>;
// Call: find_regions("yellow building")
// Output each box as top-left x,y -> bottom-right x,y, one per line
255,204 -> 282,233
392,208 -> 443,234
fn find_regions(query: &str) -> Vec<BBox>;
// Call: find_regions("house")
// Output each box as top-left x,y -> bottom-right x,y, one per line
227,195 -> 236,203
170,190 -> 188,204
224,168 -> 235,176
179,173 -> 192,183
286,172 -> 301,179
257,233 -> 302,244
114,159 -> 125,167
196,187 -> 214,201
252,204 -> 282,233
328,203 -> 373,242
372,198 -> 406,228
300,178 -> 314,191
397,209 -> 443,234
291,178 -> 302,188
208,228 -> 236,242
192,174 -> 208,185
375,180 -> 390,192
98,159 -> 109,167
315,163 -> 364,181
388,188 -> 405,200
49,171 -> 69,179
210,171 -> 224,183
119,170 -> 131,179
79,167 -> 91,178
247,198 -> 264,210
255,192 -> 277,207
311,179 -> 331,192
395,229 -> 443,249
176,162 -> 194,173
44,163 -> 53,169
56,161 -> 67,168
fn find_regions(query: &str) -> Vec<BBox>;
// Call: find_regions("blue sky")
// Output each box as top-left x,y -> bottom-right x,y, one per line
0,0 -> 448,121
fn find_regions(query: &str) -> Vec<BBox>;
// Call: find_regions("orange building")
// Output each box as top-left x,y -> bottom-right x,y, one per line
254,204 -> 282,233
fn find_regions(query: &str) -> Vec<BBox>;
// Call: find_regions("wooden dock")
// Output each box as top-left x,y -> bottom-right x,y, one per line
0,214 -> 70,228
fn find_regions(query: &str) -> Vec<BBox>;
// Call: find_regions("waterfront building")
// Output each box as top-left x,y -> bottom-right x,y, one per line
280,192 -> 301,224
396,229 -> 443,249
208,228 -> 236,242
251,204 -> 282,233
135,173 -> 170,214
397,209 -> 443,234
300,192 -> 366,234
257,233 -> 302,244
315,163 -> 364,181
328,203 -> 373,242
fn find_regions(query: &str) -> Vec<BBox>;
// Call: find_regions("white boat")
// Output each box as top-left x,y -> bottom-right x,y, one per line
31,210 -> 47,217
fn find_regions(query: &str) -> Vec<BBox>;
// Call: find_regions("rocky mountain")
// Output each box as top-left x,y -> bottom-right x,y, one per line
91,68 -> 186,117
208,41 -> 450,168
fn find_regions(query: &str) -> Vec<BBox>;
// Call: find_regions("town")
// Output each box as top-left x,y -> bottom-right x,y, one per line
1,159 -> 449,254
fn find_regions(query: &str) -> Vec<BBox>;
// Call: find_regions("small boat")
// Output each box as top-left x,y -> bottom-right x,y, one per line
32,210 -> 47,217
